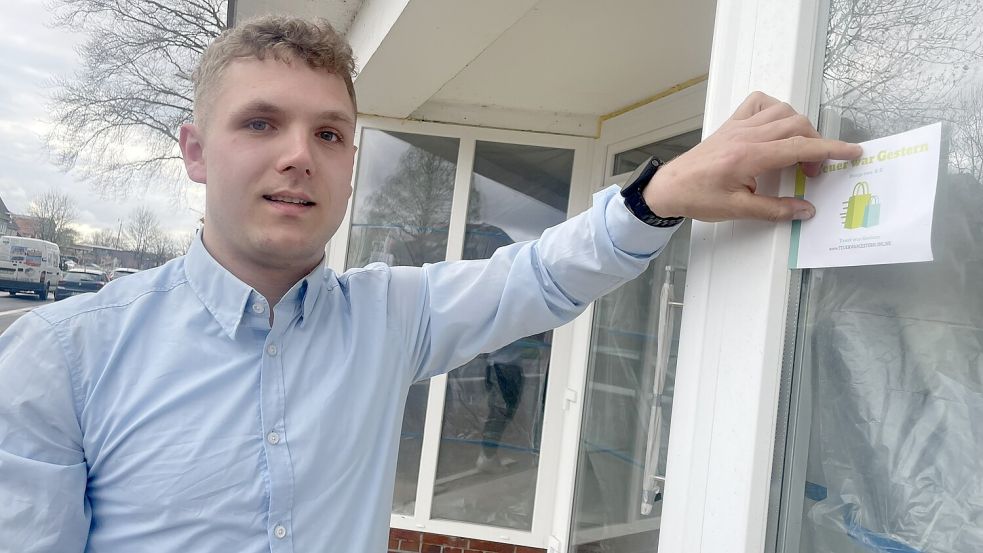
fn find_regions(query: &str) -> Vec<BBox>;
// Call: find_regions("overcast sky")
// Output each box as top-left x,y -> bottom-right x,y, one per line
0,0 -> 203,240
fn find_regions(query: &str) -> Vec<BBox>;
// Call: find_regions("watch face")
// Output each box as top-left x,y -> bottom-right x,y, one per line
622,156 -> 659,192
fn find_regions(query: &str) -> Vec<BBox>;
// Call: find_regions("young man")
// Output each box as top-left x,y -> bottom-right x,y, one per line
0,15 -> 861,552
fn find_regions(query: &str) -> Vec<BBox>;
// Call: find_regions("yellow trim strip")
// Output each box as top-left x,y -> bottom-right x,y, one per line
595,74 -> 709,137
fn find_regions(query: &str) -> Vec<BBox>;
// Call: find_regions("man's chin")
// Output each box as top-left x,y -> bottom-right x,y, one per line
254,236 -> 327,268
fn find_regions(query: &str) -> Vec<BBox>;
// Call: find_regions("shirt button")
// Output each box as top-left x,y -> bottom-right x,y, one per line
251,303 -> 265,314
273,524 -> 287,539
266,344 -> 278,356
267,431 -> 280,445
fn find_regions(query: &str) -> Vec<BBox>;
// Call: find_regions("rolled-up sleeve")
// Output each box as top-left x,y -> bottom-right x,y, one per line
0,312 -> 89,552
407,185 -> 679,380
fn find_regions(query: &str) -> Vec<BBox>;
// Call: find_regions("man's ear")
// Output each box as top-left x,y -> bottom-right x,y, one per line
179,123 -> 207,184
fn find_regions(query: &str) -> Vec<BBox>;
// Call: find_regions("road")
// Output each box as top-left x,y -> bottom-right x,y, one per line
0,294 -> 55,335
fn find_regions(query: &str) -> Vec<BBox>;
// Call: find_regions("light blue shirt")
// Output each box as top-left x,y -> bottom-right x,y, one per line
0,186 -> 676,552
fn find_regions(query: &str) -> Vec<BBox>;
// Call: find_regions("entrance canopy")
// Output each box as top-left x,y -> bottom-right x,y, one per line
232,0 -> 715,135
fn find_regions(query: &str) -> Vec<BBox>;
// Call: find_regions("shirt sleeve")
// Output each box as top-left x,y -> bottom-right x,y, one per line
0,312 -> 90,552
405,184 -> 679,381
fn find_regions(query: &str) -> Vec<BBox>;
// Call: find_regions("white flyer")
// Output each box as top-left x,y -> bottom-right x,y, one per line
789,122 -> 942,269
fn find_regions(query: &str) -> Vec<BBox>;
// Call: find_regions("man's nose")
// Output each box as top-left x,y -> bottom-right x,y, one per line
277,130 -> 314,177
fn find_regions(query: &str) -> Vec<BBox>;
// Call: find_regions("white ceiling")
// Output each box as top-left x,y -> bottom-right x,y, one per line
232,0 -> 716,132
425,0 -> 716,116
234,0 -> 363,35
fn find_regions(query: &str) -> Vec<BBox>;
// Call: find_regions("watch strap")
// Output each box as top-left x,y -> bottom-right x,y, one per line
620,156 -> 685,228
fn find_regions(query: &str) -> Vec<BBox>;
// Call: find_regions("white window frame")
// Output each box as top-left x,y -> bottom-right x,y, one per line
332,115 -> 593,548
657,1 -> 829,552
547,82 -> 707,552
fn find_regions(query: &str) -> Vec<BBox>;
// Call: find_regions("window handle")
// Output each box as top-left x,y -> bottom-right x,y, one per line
641,266 -> 684,515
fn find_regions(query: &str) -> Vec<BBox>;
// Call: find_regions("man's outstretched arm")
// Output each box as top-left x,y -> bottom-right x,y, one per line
0,313 -> 90,552
398,92 -> 861,381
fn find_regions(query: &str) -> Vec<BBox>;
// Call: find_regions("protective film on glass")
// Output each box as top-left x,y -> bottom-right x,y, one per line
778,1 -> 983,551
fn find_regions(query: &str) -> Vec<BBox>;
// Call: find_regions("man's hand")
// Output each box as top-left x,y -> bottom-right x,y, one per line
642,92 -> 864,222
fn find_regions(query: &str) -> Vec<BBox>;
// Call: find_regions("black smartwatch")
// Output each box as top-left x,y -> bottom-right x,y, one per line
620,156 -> 685,228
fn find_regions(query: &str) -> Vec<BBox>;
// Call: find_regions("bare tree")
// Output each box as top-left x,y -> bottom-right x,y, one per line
175,231 -> 196,254
823,0 -> 983,138
125,206 -> 161,268
45,0 -> 227,197
88,227 -> 117,247
145,228 -> 184,268
29,190 -> 80,248
951,86 -> 983,182
88,226 -> 129,250
357,147 -> 459,267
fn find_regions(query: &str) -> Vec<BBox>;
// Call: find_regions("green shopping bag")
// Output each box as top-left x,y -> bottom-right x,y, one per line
863,195 -> 880,227
845,181 -> 871,229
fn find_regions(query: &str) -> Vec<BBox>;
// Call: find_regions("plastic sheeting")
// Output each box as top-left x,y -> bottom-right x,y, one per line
797,171 -> 983,552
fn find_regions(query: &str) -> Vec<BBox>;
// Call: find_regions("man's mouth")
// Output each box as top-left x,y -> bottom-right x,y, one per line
264,194 -> 316,206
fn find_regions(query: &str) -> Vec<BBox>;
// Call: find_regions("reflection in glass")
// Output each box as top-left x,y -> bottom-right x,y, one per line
779,2 -> 983,552
430,141 -> 574,530
569,135 -> 696,552
346,129 -> 460,515
391,380 -> 429,515
611,129 -> 702,176
346,129 -> 459,268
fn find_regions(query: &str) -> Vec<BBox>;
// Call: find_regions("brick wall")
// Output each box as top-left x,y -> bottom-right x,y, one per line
388,528 -> 546,553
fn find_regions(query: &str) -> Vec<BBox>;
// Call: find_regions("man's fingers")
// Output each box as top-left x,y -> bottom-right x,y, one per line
750,137 -> 863,173
743,114 -> 823,143
735,102 -> 799,129
728,193 -> 816,222
730,91 -> 783,121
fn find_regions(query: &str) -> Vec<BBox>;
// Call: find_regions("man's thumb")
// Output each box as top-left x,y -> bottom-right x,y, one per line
733,194 -> 815,222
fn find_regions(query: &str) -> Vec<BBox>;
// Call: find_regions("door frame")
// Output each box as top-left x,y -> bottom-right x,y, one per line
337,115 -> 595,547
549,82 -> 707,552
657,1 -> 829,552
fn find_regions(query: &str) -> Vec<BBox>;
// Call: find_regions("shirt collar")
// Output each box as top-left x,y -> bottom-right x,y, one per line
184,232 -> 328,338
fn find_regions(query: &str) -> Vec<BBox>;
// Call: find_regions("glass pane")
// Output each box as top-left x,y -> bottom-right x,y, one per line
430,141 -> 574,530
346,129 -> 460,516
778,2 -> 983,552
569,131 -> 698,552
611,129 -> 703,176
391,380 -> 430,515
346,129 -> 459,268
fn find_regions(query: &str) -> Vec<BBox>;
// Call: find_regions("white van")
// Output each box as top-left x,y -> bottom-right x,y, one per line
0,236 -> 62,300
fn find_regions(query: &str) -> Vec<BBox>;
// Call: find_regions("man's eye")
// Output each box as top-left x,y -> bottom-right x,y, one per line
247,120 -> 269,131
318,130 -> 340,142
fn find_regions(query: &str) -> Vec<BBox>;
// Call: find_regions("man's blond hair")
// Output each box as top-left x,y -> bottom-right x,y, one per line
192,15 -> 357,124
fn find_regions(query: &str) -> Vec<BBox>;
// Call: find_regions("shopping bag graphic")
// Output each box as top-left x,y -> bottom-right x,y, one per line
863,195 -> 880,227
844,181 -> 871,229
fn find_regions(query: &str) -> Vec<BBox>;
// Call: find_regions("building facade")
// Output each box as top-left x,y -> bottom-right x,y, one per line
0,196 -> 11,237
9,214 -> 40,239
229,1 -> 983,552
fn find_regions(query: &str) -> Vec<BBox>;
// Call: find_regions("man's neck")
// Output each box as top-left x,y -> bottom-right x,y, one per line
234,266 -> 313,308
200,234 -> 320,307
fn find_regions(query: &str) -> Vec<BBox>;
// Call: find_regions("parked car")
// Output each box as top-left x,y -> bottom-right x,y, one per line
54,269 -> 109,301
0,235 -> 62,300
109,267 -> 140,280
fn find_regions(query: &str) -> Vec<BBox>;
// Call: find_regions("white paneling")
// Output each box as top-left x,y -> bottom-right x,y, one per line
426,0 -> 715,117
352,0 -> 539,119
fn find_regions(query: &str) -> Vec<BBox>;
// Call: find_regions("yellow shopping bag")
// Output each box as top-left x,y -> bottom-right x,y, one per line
844,181 -> 871,229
